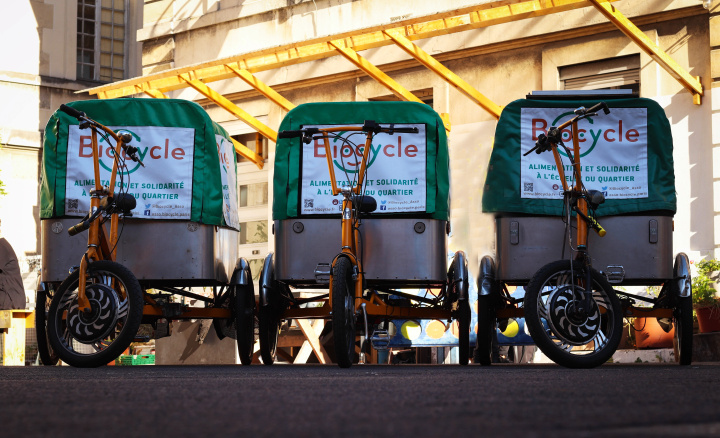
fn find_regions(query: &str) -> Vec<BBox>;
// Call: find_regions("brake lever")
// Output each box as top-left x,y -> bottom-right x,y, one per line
124,145 -> 145,167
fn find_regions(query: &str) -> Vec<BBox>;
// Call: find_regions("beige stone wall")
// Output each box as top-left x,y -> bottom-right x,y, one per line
711,0 -> 720,260
138,0 -> 717,270
0,1 -> 144,304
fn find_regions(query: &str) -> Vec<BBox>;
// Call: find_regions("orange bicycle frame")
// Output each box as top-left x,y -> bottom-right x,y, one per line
77,123 -> 129,312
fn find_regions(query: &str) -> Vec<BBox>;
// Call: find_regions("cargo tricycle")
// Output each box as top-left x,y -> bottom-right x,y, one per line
253,101 -> 470,367
36,98 -> 255,367
477,92 -> 692,368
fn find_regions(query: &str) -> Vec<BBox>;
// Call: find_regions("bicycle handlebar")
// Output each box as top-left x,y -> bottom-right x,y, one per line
68,210 -> 100,237
58,104 -> 145,167
523,102 -> 610,156
278,121 -> 419,144
59,104 -> 87,120
586,101 -> 610,116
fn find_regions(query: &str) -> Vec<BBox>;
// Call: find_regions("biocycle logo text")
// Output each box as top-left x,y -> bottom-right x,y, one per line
311,131 -> 420,174
78,129 -> 188,175
216,137 -> 233,175
530,111 -> 641,158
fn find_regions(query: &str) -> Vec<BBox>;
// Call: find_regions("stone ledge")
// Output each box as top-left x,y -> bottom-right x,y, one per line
693,332 -> 720,362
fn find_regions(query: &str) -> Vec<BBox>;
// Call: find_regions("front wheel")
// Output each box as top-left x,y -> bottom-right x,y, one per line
524,259 -> 622,368
46,261 -> 144,368
332,257 -> 356,368
673,252 -> 693,365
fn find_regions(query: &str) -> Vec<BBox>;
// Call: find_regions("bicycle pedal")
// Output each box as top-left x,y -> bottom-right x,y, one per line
314,263 -> 331,284
370,329 -> 390,351
604,265 -> 625,283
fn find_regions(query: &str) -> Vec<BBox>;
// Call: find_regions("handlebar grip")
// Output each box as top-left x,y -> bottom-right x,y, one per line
587,102 -> 610,115
390,127 -> 419,134
67,219 -> 91,237
59,104 -> 86,120
278,130 -> 304,139
587,215 -> 606,237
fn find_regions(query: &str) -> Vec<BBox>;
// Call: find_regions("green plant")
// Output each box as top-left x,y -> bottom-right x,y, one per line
692,258 -> 720,309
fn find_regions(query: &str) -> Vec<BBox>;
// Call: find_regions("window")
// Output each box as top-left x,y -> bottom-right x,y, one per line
233,132 -> 267,163
560,55 -> 640,94
77,0 -> 127,82
239,220 -> 268,245
370,88 -> 434,106
239,182 -> 268,207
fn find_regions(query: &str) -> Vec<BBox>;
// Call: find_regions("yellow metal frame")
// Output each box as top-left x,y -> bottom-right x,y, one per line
588,0 -> 703,104
83,0 -> 701,166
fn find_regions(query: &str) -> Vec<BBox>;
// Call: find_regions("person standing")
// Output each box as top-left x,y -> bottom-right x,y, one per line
0,237 -> 27,310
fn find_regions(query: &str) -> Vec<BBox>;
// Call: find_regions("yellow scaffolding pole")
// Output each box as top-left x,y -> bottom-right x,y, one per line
179,74 -> 271,168
230,138 -> 265,169
384,29 -> 503,119
329,40 -> 425,104
226,64 -> 296,112
588,0 -> 703,104
84,0 -> 614,100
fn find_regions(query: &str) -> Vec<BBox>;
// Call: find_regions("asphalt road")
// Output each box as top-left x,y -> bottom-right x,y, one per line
1,363 -> 719,438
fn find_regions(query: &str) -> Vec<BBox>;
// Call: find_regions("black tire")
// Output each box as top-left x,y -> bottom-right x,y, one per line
332,257 -> 356,368
671,253 -> 693,366
235,283 -> 256,366
213,289 -> 237,341
46,261 -> 144,368
475,295 -> 494,366
35,287 -> 59,366
457,299 -> 470,365
258,299 -> 280,366
673,295 -> 693,366
524,259 -> 622,368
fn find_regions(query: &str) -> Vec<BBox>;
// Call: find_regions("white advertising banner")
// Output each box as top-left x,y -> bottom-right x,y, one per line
65,125 -> 195,219
215,134 -> 240,230
300,124 -> 426,215
520,108 -> 648,200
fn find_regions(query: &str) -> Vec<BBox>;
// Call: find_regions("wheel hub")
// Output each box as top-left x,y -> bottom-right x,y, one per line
67,283 -> 119,343
546,285 -> 600,345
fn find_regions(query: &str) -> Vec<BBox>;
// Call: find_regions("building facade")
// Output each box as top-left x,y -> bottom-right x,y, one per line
0,0 -> 144,302
1,0 -> 719,305
131,0 -> 719,274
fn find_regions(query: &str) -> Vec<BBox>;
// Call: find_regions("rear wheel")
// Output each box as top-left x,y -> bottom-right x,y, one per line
524,259 -> 622,368
457,299 -> 470,365
47,261 -> 143,368
673,295 -> 693,366
475,256 -> 498,366
332,257 -> 356,368
673,253 -> 693,365
35,286 -> 59,366
235,283 -> 256,366
258,301 -> 280,366
475,295 -> 494,366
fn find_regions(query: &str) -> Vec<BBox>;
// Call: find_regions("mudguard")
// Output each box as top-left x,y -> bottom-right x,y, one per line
230,257 -> 252,286
478,255 -> 497,297
674,253 -> 691,298
450,251 -> 469,301
259,253 -> 274,307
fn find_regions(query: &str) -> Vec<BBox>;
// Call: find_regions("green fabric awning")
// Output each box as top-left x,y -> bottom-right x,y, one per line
41,98 -> 239,229
273,101 -> 450,220
483,97 -> 675,216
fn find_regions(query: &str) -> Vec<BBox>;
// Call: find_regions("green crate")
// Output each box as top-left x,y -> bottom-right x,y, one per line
115,354 -> 155,366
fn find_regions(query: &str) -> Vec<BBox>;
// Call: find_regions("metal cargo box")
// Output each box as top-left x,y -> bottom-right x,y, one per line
274,218 -> 448,286
496,214 -> 673,284
41,218 -> 238,285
